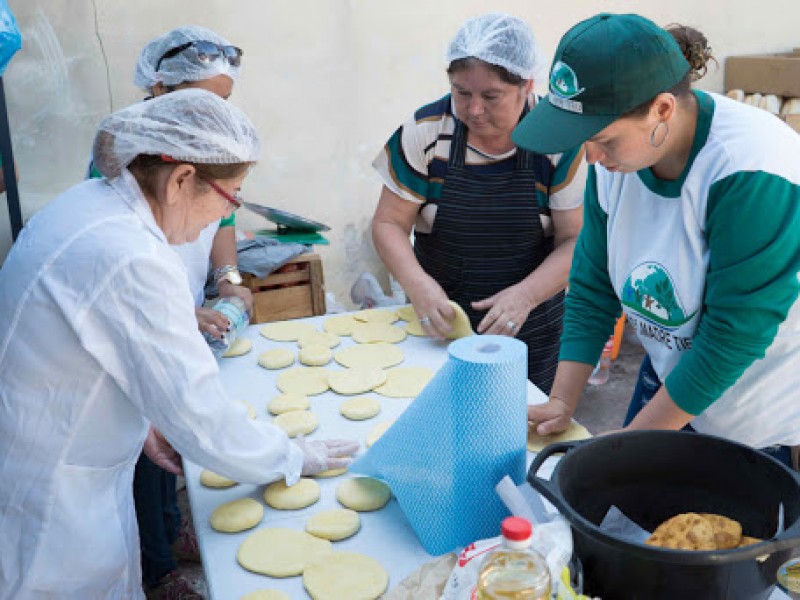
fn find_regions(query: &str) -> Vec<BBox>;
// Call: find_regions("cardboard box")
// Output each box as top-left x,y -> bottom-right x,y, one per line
725,50 -> 800,97
783,114 -> 800,134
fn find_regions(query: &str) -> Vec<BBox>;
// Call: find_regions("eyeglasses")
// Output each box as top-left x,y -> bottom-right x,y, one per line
155,40 -> 243,72
196,173 -> 242,212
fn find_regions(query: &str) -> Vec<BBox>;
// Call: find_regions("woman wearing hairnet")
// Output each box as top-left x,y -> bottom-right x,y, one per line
372,13 -> 586,393
0,90 -> 356,599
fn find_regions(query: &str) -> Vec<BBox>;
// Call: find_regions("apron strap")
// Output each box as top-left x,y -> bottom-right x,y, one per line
449,118 -> 468,168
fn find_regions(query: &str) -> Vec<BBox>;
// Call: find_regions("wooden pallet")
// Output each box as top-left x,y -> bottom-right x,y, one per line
242,253 -> 326,323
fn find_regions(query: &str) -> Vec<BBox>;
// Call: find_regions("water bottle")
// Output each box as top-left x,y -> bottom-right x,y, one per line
475,517 -> 551,600
588,337 -> 613,386
203,296 -> 250,359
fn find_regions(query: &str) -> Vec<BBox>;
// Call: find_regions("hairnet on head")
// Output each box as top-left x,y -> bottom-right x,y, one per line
92,88 -> 260,179
134,25 -> 240,90
446,13 -> 547,81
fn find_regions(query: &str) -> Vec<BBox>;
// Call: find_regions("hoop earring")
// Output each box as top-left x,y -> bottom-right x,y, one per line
650,121 -> 669,148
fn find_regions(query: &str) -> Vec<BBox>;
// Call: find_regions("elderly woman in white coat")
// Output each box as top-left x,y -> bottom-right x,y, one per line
0,89 -> 356,599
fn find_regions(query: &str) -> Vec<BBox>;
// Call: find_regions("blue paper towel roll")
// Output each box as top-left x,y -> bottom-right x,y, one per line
350,335 -> 528,555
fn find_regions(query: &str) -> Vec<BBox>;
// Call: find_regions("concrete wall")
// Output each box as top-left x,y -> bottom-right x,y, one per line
3,0 -> 799,304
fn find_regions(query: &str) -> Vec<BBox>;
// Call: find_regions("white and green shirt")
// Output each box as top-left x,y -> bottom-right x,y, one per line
562,91 -> 800,448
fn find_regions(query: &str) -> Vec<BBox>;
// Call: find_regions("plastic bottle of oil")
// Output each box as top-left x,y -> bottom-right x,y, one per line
476,517 -> 551,600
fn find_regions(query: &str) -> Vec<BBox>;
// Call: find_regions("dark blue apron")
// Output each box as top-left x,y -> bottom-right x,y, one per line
414,116 -> 564,393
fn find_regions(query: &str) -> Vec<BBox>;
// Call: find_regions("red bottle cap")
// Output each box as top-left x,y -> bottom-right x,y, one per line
501,516 -> 532,541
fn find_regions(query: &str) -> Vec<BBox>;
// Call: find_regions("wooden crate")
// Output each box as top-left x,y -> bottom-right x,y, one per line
242,253 -> 326,323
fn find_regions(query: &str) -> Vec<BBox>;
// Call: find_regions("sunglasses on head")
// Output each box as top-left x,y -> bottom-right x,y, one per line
156,40 -> 243,72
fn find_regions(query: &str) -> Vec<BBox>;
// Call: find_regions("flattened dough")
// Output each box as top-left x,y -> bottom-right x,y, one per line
258,348 -> 295,370
299,344 -> 333,367
336,477 -> 391,512
352,322 -> 407,344
267,392 -> 309,415
323,314 -> 359,336
264,478 -> 321,510
339,396 -> 381,420
405,320 -> 426,336
303,552 -> 389,600
260,321 -> 317,342
305,509 -> 361,541
374,367 -> 435,398
443,301 -> 473,339
527,420 -> 592,452
223,337 -> 253,357
394,304 -> 417,322
272,410 -> 319,437
276,367 -> 329,395
237,527 -> 333,577
210,497 -> 264,533
366,419 -> 395,447
352,308 -> 398,324
312,467 -> 348,478
200,469 -> 237,489
298,330 -> 340,349
334,342 -> 404,369
240,591 -> 291,600
328,368 -> 387,395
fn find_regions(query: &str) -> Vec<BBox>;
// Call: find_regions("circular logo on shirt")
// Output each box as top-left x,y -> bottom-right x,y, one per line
621,262 -> 696,329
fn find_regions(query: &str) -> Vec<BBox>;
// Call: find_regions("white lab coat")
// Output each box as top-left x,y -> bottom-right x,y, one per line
0,171 -> 304,599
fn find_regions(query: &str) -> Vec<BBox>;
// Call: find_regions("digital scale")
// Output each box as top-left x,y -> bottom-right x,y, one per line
243,202 -> 330,245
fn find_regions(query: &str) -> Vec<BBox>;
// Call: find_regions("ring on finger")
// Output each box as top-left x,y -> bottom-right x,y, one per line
506,320 -> 516,331
419,316 -> 432,325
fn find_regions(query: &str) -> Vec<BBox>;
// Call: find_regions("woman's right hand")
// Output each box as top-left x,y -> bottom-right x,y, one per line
527,396 -> 575,436
196,306 -> 230,339
408,276 -> 456,340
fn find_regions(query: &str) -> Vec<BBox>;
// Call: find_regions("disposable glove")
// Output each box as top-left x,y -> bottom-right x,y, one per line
294,435 -> 359,476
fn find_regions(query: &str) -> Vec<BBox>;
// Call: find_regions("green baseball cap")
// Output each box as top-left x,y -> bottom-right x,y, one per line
512,13 -> 690,155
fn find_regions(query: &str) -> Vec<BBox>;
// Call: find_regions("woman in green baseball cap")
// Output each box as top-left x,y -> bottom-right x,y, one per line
371,13 -> 586,393
522,14 -> 800,468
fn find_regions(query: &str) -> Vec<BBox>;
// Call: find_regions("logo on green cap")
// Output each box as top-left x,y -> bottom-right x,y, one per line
550,61 -> 584,99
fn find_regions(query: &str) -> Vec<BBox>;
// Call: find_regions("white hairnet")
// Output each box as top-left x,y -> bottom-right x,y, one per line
134,25 -> 240,90
92,88 -> 260,179
446,13 -> 547,81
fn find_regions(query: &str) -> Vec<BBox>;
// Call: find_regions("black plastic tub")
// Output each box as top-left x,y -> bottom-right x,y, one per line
527,430 -> 800,600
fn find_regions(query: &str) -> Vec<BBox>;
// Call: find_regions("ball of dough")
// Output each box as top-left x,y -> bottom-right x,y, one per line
267,393 -> 310,415
272,410 -> 319,437
298,330 -> 341,349
258,348 -> 295,370
276,367 -> 329,396
237,528 -> 333,577
299,344 -> 333,367
336,477 -> 391,512
328,368 -> 387,395
240,591 -> 291,600
223,337 -> 253,357
334,343 -> 404,369
305,508 -> 361,541
264,478 -> 321,510
339,396 -> 381,421
260,321 -> 317,342
373,367 -> 435,398
323,315 -> 359,336
200,469 -> 237,489
352,322 -> 407,344
303,552 -> 389,600
209,497 -> 264,533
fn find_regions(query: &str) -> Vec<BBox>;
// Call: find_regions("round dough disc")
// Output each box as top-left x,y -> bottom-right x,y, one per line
328,368 -> 387,395
298,330 -> 341,349
240,591 -> 291,600
444,300 -> 474,339
258,348 -> 295,370
404,320 -> 426,336
264,478 -> 321,510
299,344 -> 333,367
352,308 -> 398,324
303,552 -> 389,600
374,367 -> 435,398
223,337 -> 253,357
200,469 -> 237,489
340,396 -> 381,421
336,477 -> 391,512
260,321 -> 317,342
394,304 -> 417,322
527,420 -> 592,452
323,315 -> 359,336
334,342 -> 404,370
272,410 -> 319,437
366,419 -> 395,447
276,367 -> 329,395
237,528 -> 333,577
311,467 -> 348,479
352,322 -> 407,344
267,393 -> 310,415
305,508 -> 361,541
209,497 -> 264,533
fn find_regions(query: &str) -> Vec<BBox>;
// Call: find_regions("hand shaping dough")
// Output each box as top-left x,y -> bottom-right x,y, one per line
394,304 -> 417,322
237,528 -> 333,577
328,368 -> 387,395
272,410 -> 319,437
366,419 -> 395,447
527,420 -> 592,452
374,367 -> 435,398
305,508 -> 361,541
240,591 -> 291,600
405,320 -> 426,336
276,367 -> 329,395
352,322 -> 407,344
223,337 -> 253,357
298,330 -> 341,349
352,308 -> 398,324
267,393 -> 310,415
336,477 -> 391,512
299,344 -> 333,367
209,497 -> 264,533
339,396 -> 381,421
258,348 -> 295,370
303,552 -> 389,600
323,314 -> 359,336
443,301 -> 473,339
260,321 -> 317,342
334,343 -> 404,369
200,469 -> 237,489
264,478 -> 321,510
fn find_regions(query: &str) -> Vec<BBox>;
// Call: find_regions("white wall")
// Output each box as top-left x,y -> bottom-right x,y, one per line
3,0 -> 799,304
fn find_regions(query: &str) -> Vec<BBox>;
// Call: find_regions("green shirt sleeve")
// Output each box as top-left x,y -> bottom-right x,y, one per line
88,162 -> 102,180
219,213 -> 236,227
559,165 -> 622,364
665,171 -> 800,415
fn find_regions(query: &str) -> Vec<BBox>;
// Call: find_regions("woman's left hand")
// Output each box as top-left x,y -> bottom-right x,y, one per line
472,283 -> 536,336
143,426 -> 184,476
218,281 -> 253,314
